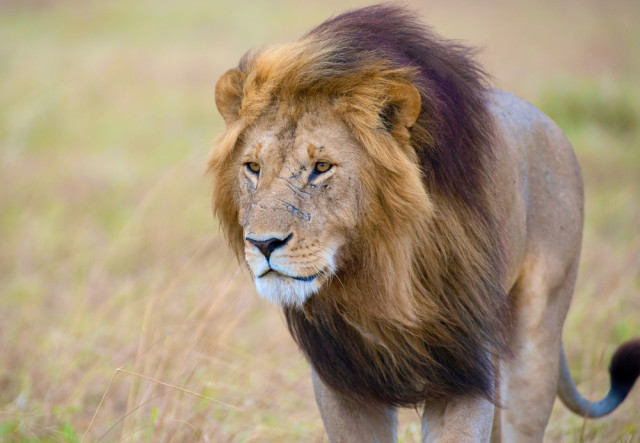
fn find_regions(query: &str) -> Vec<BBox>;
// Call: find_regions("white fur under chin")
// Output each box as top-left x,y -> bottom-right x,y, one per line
254,273 -> 319,306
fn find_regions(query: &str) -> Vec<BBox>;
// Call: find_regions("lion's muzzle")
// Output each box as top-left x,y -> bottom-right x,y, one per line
243,231 -> 336,307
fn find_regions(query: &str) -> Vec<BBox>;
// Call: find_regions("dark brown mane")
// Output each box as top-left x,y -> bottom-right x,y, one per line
211,4 -> 511,407
283,5 -> 509,406
307,5 -> 495,214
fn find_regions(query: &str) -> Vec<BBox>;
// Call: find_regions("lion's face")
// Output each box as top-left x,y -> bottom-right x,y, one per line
212,51 -> 424,308
233,104 -> 367,306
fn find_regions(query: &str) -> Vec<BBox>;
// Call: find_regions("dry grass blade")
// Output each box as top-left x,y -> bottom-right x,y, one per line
81,369 -> 119,443
115,368 -> 241,410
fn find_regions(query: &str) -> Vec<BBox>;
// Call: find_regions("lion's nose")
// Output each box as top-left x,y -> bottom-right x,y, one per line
246,234 -> 292,261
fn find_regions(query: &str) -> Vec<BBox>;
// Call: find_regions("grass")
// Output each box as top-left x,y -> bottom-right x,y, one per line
0,0 -> 638,441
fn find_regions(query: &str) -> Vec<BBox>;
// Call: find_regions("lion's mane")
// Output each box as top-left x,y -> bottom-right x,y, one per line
211,5 -> 511,406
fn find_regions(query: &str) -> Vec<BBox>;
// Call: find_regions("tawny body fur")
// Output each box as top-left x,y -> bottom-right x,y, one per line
209,6 -> 639,442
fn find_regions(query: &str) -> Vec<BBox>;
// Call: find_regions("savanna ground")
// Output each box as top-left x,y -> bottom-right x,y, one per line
0,0 -> 638,441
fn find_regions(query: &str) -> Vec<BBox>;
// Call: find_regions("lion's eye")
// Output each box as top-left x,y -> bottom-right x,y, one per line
246,162 -> 260,175
313,162 -> 332,174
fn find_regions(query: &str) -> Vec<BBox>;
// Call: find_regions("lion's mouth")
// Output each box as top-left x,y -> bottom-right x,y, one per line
258,269 -> 318,282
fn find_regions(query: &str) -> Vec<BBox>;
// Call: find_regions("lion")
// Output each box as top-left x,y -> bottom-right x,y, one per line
209,5 -> 640,442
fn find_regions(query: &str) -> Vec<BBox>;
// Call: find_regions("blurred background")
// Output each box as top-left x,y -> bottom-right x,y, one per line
0,0 -> 638,441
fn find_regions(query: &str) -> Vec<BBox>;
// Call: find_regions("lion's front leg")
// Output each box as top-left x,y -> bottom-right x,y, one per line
311,367 -> 397,443
421,396 -> 494,443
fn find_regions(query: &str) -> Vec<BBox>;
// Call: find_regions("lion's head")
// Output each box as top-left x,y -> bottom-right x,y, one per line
210,5 -> 510,405
209,31 -> 435,310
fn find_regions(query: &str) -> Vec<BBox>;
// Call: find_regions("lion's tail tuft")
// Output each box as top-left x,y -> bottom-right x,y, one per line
609,338 -> 640,402
558,339 -> 640,418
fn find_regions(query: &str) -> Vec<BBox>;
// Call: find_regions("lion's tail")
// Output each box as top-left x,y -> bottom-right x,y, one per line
558,339 -> 640,418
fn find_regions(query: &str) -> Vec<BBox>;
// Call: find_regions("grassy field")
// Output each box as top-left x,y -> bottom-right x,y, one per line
0,0 -> 638,441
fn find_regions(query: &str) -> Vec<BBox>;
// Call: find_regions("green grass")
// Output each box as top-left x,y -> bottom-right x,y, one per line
539,80 -> 638,134
1,1 -> 638,441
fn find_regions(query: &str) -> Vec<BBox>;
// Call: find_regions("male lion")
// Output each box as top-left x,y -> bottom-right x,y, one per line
209,5 -> 640,442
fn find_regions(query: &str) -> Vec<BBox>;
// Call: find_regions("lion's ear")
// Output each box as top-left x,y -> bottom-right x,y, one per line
381,81 -> 422,131
215,69 -> 246,124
